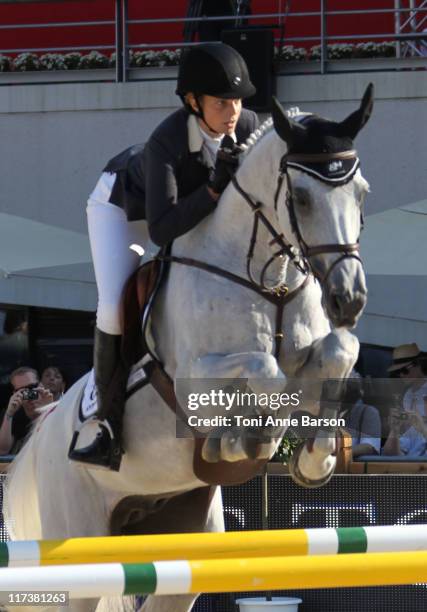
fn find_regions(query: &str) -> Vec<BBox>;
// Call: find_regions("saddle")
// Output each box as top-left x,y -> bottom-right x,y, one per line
119,257 -> 269,486
120,257 -> 164,367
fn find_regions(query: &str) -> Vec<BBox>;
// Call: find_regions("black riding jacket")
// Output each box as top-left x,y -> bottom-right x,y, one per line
103,107 -> 259,246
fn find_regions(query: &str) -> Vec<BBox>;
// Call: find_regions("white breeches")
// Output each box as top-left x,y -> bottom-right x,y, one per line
87,172 -> 148,335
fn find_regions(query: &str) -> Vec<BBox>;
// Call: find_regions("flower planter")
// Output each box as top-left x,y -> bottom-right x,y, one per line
276,56 -> 427,75
236,597 -> 302,611
0,68 -> 115,84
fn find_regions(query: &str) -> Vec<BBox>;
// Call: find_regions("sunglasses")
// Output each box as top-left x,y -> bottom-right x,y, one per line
399,364 -> 415,375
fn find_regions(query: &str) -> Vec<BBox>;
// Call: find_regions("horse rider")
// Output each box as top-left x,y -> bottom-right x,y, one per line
68,42 -> 259,471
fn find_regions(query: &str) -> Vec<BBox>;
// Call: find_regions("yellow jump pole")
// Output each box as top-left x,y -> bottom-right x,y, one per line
5,530 -> 308,567
188,550 -> 427,594
2,524 -> 427,567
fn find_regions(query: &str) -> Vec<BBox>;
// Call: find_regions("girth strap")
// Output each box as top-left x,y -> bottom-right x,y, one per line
131,358 -> 272,486
127,358 -> 182,421
143,360 -> 176,410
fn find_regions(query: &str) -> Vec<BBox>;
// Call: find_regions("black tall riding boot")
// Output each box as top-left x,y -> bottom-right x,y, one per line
68,328 -> 127,471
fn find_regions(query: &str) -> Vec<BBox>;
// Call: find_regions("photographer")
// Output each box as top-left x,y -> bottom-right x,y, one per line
0,367 -> 53,455
382,343 -> 427,456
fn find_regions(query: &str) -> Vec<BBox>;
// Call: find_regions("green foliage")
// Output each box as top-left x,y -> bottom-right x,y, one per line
40,54 -> 67,71
276,45 -> 307,62
63,52 -> 83,70
327,43 -> 354,59
79,51 -> 109,70
5,42 -> 399,73
354,41 -> 396,58
272,431 -> 302,463
131,49 -> 181,67
0,55 -> 12,72
13,53 -> 41,71
279,42 -> 398,62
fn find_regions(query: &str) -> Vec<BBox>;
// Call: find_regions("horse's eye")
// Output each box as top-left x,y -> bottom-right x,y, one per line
294,188 -> 310,209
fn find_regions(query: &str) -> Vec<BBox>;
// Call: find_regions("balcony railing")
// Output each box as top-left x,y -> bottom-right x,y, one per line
0,1 -> 426,84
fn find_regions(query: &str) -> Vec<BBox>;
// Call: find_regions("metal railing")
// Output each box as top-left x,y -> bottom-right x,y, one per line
397,0 -> 427,57
0,1 -> 426,83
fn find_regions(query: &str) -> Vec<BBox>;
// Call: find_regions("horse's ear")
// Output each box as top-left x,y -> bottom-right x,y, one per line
271,96 -> 307,148
339,83 -> 374,140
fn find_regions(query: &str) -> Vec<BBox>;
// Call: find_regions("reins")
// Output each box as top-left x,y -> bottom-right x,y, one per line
158,146 -> 363,360
276,149 -> 363,284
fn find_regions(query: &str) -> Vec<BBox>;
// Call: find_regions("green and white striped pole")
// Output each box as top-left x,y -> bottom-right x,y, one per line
1,550 -> 427,599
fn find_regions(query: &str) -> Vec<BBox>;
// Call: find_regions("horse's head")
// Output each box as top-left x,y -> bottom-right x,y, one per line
272,84 -> 374,327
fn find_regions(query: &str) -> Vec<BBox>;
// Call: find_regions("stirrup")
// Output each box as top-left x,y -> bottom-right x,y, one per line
68,420 -> 123,472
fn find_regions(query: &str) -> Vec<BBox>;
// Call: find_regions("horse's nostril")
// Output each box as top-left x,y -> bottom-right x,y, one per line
331,293 -> 341,315
329,290 -> 366,324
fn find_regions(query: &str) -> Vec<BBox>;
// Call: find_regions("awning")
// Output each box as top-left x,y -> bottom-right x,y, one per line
0,213 -> 92,275
357,200 -> 427,349
0,213 -> 152,312
0,213 -> 96,311
361,199 -> 427,276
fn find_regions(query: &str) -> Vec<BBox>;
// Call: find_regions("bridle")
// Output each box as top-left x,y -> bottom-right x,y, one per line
158,146 -> 364,359
274,148 -> 364,286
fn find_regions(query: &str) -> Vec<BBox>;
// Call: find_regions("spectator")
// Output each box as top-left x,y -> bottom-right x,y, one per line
41,366 -> 66,401
382,343 -> 427,456
0,367 -> 53,455
341,373 -> 381,458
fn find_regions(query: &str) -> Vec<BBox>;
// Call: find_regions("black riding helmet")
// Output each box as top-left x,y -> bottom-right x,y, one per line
176,43 -> 256,135
176,42 -> 256,101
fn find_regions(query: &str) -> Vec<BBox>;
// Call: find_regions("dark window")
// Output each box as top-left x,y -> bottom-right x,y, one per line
29,306 -> 95,389
0,304 -> 94,410
0,306 -> 30,409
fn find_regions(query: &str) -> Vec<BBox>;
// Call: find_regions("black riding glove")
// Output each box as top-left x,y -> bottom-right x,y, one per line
208,135 -> 243,195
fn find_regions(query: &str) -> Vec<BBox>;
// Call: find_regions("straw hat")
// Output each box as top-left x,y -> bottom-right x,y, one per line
387,342 -> 421,373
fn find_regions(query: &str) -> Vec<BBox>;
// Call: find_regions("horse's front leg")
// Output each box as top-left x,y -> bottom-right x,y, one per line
176,351 -> 287,463
289,328 -> 358,488
139,487 -> 224,612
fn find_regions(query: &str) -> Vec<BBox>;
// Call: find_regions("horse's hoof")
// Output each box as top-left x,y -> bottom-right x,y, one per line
242,435 -> 262,460
220,431 -> 247,462
288,441 -> 336,489
201,436 -> 221,463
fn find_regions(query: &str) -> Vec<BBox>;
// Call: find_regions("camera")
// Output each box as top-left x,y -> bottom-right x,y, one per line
21,388 -> 39,401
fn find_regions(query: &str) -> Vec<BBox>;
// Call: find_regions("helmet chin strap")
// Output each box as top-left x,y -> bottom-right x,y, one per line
194,96 -> 223,137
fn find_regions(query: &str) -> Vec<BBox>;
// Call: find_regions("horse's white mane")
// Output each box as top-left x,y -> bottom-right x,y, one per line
240,117 -> 273,158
